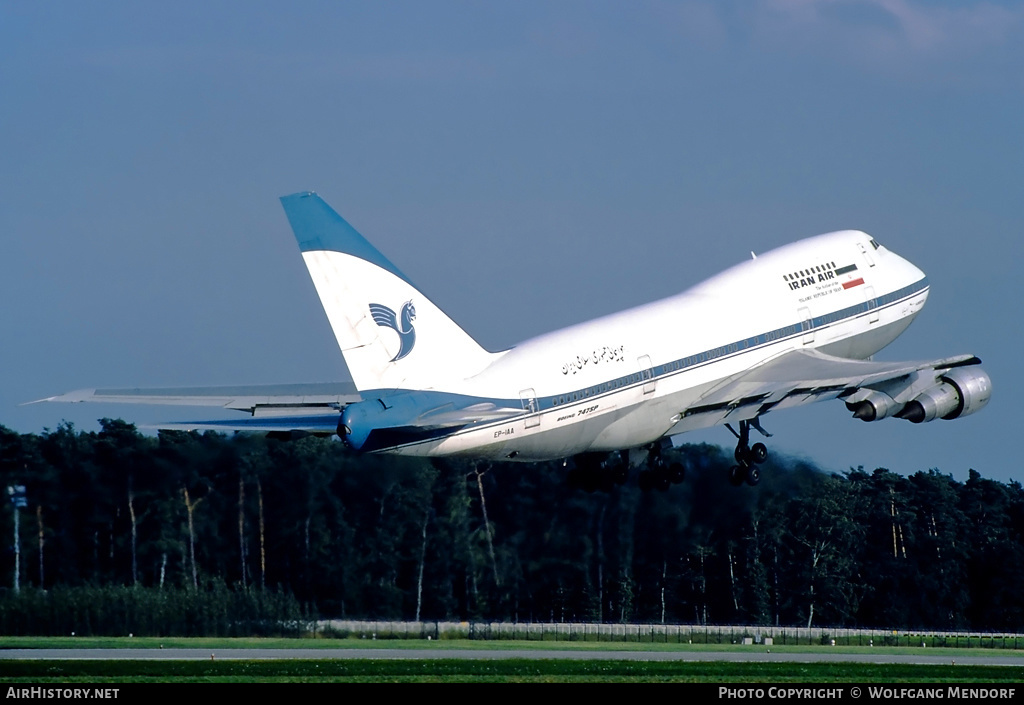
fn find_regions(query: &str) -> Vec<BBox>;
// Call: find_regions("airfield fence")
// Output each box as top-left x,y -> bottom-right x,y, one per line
318,620 -> 1024,649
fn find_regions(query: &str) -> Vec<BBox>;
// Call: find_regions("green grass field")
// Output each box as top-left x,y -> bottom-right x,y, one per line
0,659 -> 1021,683
0,637 -> 1022,682
2,634 -> 1023,655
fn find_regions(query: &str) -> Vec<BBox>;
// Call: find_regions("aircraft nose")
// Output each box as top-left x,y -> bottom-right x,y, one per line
903,261 -> 926,289
906,256 -> 926,281
887,247 -> 927,288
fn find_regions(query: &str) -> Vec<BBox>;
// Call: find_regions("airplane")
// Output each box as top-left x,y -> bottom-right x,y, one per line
38,192 -> 992,490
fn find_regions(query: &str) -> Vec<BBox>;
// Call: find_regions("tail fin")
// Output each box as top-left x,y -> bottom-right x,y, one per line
280,192 -> 497,391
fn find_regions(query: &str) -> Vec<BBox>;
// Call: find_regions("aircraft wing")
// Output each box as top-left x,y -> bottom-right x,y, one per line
31,382 -> 525,436
672,349 -> 982,433
30,382 -> 362,434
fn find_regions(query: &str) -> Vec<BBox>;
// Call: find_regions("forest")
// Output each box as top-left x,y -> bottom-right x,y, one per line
0,419 -> 1021,635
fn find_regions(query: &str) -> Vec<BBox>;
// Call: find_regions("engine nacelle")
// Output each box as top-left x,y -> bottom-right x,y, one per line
896,367 -> 992,424
846,390 -> 901,422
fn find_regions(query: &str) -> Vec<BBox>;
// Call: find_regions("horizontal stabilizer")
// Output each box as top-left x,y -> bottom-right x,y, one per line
29,382 -> 361,415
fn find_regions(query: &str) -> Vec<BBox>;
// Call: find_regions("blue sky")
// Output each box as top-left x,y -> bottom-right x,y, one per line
2,1 -> 1021,482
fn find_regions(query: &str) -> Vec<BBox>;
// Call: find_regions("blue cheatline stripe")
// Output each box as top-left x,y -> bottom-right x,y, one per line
279,192 -> 415,287
541,277 -> 929,412
358,277 -> 932,454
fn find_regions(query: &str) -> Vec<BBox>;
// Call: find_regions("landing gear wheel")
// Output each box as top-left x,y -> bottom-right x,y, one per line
750,442 -> 768,464
726,419 -> 771,486
728,464 -> 747,487
566,467 -> 583,489
745,466 -> 761,486
655,472 -> 671,492
642,443 -> 680,490
638,470 -> 654,492
566,453 -> 626,494
612,464 -> 629,486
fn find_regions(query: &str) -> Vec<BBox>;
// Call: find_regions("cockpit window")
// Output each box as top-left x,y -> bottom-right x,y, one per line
870,239 -> 880,250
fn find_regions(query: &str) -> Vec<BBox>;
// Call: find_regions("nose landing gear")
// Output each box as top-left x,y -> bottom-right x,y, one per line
726,419 -> 770,486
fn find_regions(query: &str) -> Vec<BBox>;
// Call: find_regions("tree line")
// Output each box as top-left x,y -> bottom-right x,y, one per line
0,419 -> 1021,633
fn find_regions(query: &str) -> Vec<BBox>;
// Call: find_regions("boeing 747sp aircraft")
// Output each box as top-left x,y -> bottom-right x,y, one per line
40,193 -> 991,489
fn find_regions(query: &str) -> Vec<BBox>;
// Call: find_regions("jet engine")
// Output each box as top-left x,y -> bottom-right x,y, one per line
846,390 -> 902,422
895,367 -> 992,424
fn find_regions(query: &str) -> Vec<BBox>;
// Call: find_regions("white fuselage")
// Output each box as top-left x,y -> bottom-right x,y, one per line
47,195 -> 980,453
380,230 -> 928,460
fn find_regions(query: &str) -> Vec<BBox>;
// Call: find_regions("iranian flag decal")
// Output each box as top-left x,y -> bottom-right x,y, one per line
835,263 -> 863,289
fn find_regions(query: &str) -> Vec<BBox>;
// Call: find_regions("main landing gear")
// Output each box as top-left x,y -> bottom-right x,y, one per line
637,443 -> 685,492
565,445 -> 686,493
726,418 -> 770,487
565,452 -> 629,493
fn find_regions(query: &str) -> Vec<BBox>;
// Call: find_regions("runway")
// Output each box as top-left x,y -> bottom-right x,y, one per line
1,648 -> 1022,666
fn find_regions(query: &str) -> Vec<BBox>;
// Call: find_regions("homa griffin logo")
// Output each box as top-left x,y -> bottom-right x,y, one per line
783,262 -> 864,291
369,301 -> 417,361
